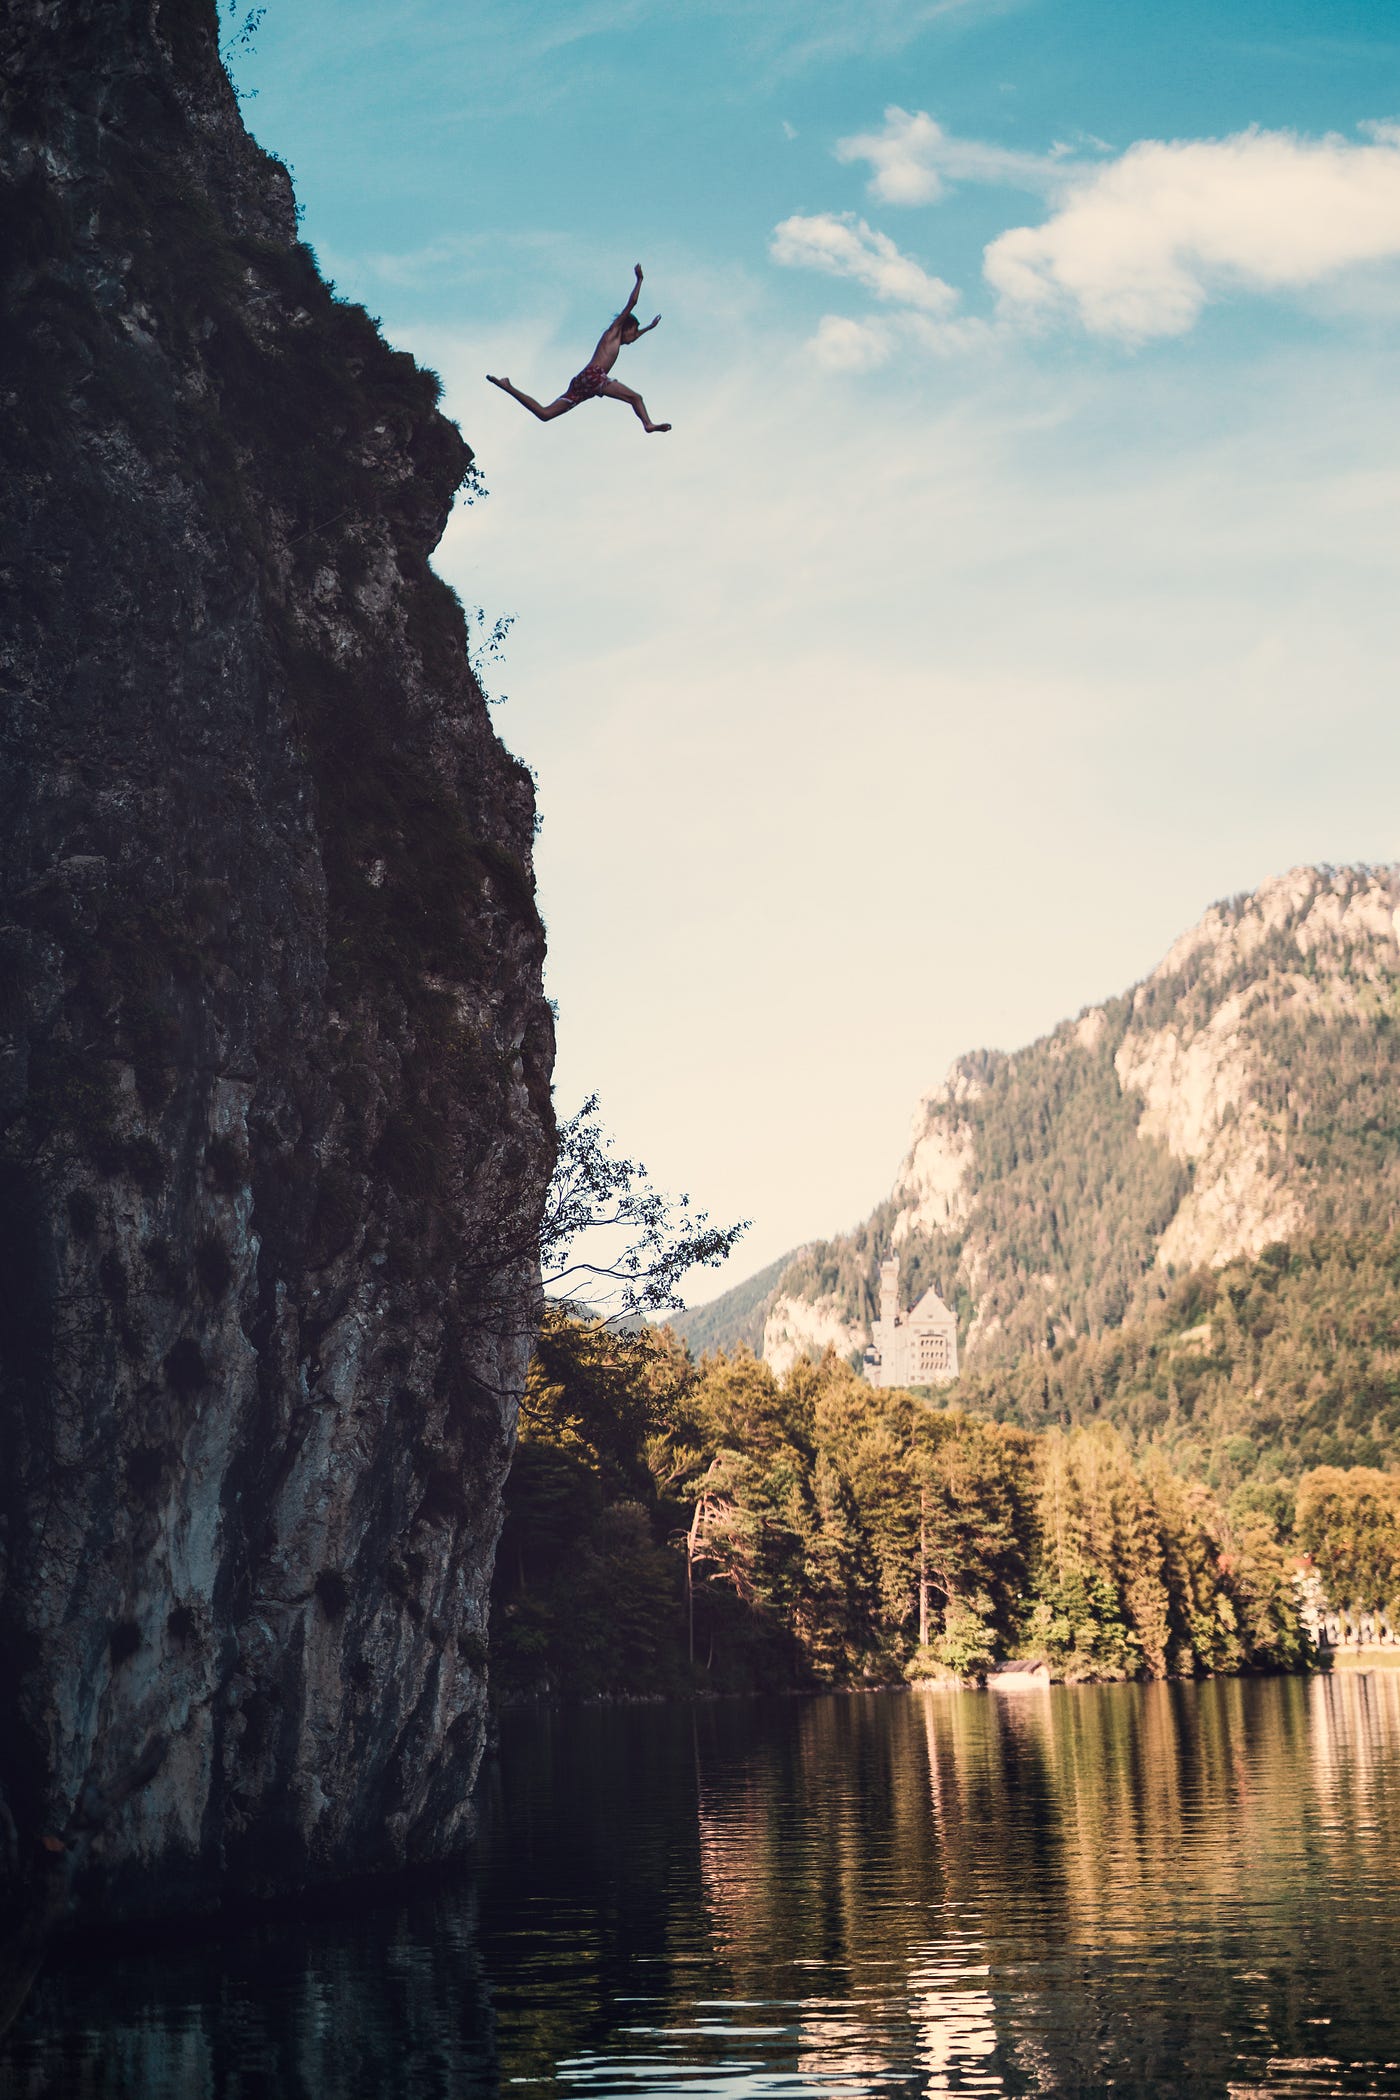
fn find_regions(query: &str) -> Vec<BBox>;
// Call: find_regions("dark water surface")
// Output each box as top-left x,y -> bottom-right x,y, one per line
6,1674 -> 1400,2098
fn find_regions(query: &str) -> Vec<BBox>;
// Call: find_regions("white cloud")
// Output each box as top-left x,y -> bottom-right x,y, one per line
354,234 -> 491,288
903,310 -> 996,356
837,107 -> 946,204
770,212 -> 960,313
810,309 -> 993,366
985,125 -> 1400,340
810,314 -> 894,370
752,0 -> 1022,77
770,212 -> 992,362
836,104 -> 1059,204
805,114 -> 1400,347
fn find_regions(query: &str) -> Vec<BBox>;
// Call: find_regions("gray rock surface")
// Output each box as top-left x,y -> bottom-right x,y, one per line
0,0 -> 555,1922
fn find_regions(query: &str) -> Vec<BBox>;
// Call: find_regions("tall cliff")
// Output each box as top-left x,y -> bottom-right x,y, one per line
0,0 -> 554,1925
758,866 -> 1400,1376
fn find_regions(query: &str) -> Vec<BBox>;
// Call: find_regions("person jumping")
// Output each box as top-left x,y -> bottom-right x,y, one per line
487,265 -> 671,434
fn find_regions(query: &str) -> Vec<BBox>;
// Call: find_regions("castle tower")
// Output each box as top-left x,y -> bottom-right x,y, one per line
878,1254 -> 901,1331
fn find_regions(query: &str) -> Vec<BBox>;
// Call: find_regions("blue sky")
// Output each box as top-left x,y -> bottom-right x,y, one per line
232,0 -> 1400,1290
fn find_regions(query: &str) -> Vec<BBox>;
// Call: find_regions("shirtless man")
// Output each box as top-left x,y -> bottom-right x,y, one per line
487,265 -> 671,434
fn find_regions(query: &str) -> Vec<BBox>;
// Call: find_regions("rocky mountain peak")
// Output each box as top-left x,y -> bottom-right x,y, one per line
757,864 -> 1400,1375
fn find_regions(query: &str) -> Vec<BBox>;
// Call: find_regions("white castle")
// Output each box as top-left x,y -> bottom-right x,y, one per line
863,1256 -> 959,1389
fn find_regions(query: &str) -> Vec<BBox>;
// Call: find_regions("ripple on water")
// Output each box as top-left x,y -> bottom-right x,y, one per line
6,1676 -> 1400,2097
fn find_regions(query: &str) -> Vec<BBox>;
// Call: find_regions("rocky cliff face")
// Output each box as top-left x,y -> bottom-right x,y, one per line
0,0 -> 554,1924
762,866 -> 1400,1372
762,1290 -> 865,1383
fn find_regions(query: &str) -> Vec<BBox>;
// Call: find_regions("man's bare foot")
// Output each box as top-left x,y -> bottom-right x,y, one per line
645,422 -> 672,434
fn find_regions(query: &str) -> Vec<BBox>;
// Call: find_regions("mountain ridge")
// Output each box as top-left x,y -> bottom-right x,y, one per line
664,1246 -> 807,1358
697,867 -> 1400,1401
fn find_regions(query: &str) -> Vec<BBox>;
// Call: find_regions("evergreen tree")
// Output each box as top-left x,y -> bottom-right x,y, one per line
492,1324 -> 1313,1699
1296,1466 -> 1400,1618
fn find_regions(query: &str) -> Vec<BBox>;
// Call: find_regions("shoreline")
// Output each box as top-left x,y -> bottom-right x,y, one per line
1326,1646 -> 1400,1671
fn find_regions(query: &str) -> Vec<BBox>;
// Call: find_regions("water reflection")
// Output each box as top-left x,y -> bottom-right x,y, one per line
0,1885 -> 497,2097
5,1676 -> 1400,2097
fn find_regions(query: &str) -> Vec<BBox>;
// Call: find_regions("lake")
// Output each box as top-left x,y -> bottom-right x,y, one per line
5,1673 -> 1400,2097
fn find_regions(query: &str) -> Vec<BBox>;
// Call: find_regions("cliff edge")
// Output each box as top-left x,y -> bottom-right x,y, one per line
0,0 -> 554,1921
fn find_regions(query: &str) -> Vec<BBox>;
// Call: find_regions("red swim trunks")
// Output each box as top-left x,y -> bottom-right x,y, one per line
565,363 -> 608,404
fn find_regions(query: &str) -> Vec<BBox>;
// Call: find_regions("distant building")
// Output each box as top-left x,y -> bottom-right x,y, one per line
863,1256 -> 959,1388
1291,1554 -> 1397,1651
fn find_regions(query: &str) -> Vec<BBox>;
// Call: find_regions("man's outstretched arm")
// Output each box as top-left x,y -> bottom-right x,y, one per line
621,263 -> 644,315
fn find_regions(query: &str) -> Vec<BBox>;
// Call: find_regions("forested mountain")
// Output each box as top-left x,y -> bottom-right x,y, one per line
752,866 -> 1400,1391
952,1230 -> 1400,1505
668,1247 -> 804,1358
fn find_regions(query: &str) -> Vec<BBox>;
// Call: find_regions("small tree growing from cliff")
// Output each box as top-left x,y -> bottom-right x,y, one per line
466,605 -> 514,707
219,3 -> 266,98
540,1095 -> 747,1325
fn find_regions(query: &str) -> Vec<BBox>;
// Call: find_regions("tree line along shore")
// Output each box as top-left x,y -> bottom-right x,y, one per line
490,1311 -> 1400,1703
